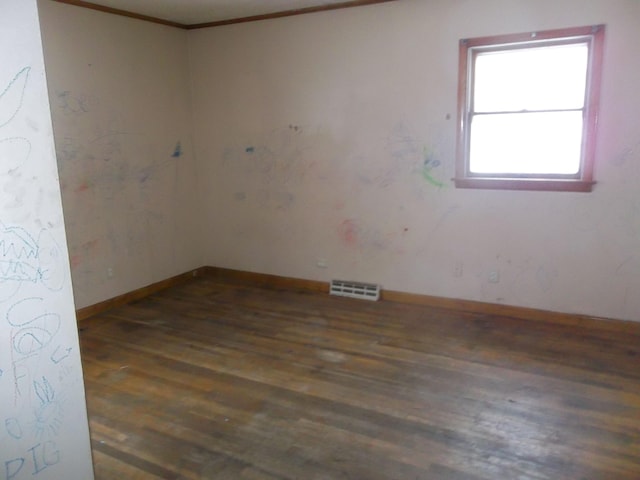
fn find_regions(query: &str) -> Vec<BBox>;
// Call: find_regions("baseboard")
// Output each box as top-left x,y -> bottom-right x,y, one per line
203,266 -> 328,293
379,289 -> 636,332
75,268 -> 201,321
76,266 -> 636,332
201,267 -> 637,331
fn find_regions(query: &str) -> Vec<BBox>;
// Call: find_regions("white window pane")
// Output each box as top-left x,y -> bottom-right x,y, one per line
469,111 -> 583,174
474,43 -> 588,112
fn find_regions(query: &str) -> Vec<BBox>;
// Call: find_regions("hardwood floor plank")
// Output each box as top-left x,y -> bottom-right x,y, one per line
92,439 -> 181,479
92,449 -> 165,480
80,275 -> 640,479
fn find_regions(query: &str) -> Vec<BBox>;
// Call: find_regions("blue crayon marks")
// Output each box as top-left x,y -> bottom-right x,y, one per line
33,377 -> 63,440
171,141 -> 182,158
5,417 -> 22,440
4,441 -> 60,479
0,67 -> 30,129
422,147 -> 444,188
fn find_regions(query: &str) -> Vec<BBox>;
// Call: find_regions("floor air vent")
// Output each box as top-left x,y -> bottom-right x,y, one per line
330,280 -> 380,301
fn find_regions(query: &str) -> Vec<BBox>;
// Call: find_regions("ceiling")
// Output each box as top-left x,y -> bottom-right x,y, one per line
59,0 -> 393,28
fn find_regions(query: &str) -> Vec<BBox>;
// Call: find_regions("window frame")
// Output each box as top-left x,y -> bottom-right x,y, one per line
454,25 -> 605,192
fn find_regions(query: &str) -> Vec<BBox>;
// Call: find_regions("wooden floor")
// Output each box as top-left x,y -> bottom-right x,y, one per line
80,274 -> 640,479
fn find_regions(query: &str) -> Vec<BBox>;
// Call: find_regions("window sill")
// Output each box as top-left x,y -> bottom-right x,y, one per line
453,177 -> 595,192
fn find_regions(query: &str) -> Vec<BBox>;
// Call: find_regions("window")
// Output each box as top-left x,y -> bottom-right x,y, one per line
455,25 -> 604,191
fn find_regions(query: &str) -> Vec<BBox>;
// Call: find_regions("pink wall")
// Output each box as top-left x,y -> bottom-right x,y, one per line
39,1 -> 203,309
38,0 -> 640,322
188,0 -> 640,321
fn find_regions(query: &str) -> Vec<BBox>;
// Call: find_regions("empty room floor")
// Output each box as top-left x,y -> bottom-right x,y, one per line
79,274 -> 640,479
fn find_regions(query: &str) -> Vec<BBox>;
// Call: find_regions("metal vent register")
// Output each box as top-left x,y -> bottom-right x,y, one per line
329,280 -> 380,301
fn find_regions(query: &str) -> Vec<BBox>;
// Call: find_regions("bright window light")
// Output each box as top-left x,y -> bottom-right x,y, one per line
469,111 -> 584,174
474,44 -> 588,113
455,26 -> 604,192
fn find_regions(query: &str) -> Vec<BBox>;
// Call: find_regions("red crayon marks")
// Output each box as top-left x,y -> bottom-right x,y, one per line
338,219 -> 359,248
70,255 -> 82,269
82,239 -> 99,251
74,182 -> 90,193
70,239 -> 100,270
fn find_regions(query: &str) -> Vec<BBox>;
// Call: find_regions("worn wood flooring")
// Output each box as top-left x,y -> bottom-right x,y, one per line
79,275 -> 640,479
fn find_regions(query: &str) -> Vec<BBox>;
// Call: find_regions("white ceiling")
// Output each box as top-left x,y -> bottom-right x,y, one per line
75,0 -> 369,26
